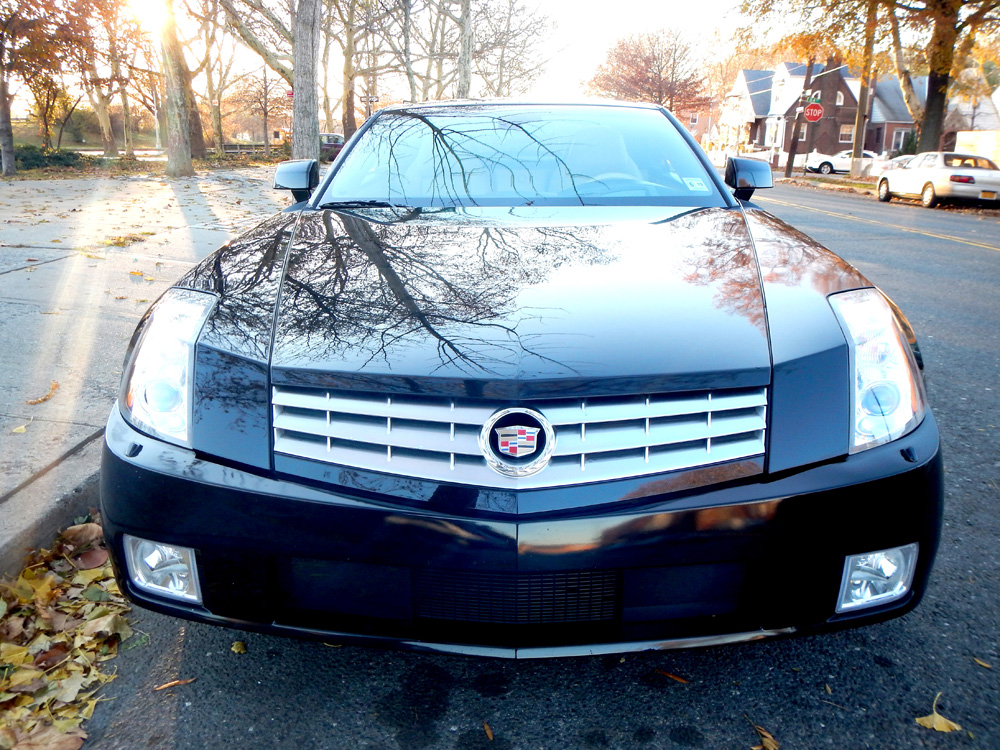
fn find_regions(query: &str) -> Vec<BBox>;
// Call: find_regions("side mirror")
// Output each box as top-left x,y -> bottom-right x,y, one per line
724,157 -> 774,201
274,159 -> 320,203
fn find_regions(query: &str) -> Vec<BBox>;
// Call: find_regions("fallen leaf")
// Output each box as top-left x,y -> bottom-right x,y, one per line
483,722 -> 494,741
12,417 -> 33,434
825,684 -> 832,695
916,692 -> 962,732
72,548 -> 109,570
128,270 -> 144,276
81,613 -> 132,641
33,644 -> 70,670
655,669 -> 689,684
231,641 -> 247,654
8,724 -> 86,750
60,524 -> 104,549
973,657 -> 992,669
748,721 -> 779,750
153,678 -> 196,691
26,381 -> 59,405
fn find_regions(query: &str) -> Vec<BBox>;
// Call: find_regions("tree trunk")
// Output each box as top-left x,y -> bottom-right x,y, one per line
850,0 -> 878,176
56,96 -> 81,151
292,0 -> 321,159
403,0 -> 417,102
205,68 -> 225,153
162,0 -> 194,177
263,66 -> 271,158
86,62 -> 118,158
887,5 -> 925,136
0,72 -> 16,177
321,8 -> 335,130
920,1 -> 961,152
342,0 -> 358,138
456,0 -> 472,98
112,66 -> 135,157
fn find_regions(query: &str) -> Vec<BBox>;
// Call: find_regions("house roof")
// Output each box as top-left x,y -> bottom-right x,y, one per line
871,77 -> 927,124
741,70 -> 774,117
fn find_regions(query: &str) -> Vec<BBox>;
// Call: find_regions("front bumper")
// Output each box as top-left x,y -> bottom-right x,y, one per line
101,406 -> 943,658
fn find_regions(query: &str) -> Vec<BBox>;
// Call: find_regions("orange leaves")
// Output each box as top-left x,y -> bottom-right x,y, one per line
153,678 -> 197,692
26,382 -> 59,406
655,669 -> 689,684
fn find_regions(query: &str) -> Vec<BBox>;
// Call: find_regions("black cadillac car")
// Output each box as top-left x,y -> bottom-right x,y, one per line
101,102 -> 942,658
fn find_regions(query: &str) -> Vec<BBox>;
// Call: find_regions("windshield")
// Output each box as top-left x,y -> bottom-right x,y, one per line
317,104 -> 726,208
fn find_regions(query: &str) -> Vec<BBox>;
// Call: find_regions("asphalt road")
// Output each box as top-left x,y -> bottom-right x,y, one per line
83,183 -> 1000,750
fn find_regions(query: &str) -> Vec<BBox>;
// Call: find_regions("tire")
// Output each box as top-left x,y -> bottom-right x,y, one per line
878,179 -> 892,202
819,162 -> 833,175
921,183 -> 938,208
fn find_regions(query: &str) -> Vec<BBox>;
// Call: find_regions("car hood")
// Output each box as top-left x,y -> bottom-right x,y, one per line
268,206 -> 771,398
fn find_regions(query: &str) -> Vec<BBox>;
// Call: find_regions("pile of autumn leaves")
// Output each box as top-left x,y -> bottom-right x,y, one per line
0,521 -> 130,750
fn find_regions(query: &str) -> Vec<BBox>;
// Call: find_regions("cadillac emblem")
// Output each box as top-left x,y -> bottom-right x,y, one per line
495,425 -> 539,457
480,408 -> 556,478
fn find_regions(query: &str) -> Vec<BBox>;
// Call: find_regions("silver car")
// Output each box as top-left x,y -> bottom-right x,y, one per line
877,151 -> 1000,208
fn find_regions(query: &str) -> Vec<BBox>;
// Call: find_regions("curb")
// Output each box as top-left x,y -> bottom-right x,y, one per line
0,433 -> 104,578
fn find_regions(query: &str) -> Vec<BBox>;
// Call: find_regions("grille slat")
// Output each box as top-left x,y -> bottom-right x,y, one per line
273,386 -> 767,489
415,569 -> 619,624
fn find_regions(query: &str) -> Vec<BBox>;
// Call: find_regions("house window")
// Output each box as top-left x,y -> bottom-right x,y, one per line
892,128 -> 912,152
689,113 -> 699,125
839,124 -> 854,143
798,124 -> 807,141
836,91 -> 845,106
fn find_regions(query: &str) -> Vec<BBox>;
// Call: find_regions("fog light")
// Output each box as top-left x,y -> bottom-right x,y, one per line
837,543 -> 917,613
124,535 -> 202,604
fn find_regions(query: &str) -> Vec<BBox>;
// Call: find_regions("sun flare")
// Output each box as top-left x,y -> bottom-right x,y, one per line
127,0 -> 171,37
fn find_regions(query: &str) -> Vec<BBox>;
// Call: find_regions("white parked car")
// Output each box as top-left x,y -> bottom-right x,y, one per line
871,154 -> 915,178
806,149 -> 878,174
877,152 -> 1000,208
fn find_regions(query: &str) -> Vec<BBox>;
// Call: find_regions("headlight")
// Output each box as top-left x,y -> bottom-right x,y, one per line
120,288 -> 216,447
830,289 -> 926,453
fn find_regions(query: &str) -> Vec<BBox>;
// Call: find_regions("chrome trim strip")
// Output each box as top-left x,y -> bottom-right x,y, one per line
267,623 -> 797,659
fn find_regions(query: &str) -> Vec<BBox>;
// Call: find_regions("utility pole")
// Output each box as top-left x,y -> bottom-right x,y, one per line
851,0 -> 878,177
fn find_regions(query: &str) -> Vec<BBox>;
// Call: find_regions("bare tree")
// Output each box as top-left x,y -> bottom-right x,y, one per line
472,0 -> 549,97
588,30 -> 710,112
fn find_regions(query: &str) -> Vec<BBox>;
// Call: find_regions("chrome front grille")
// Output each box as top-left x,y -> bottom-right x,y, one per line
272,386 -> 767,489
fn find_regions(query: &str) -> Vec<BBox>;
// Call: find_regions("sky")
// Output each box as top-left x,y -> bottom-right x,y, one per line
527,0 -> 746,99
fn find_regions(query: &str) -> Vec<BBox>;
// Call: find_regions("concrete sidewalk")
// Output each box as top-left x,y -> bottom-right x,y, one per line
0,167 -> 293,576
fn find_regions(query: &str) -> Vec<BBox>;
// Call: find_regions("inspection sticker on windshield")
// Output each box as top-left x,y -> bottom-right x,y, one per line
683,178 -> 708,192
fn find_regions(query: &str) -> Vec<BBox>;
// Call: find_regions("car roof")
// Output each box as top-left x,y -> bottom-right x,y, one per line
379,99 -> 666,114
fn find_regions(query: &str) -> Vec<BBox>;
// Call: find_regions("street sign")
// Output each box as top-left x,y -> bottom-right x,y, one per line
804,102 -> 824,122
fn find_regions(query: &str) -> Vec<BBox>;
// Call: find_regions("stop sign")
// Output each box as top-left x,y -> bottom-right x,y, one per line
804,102 -> 824,122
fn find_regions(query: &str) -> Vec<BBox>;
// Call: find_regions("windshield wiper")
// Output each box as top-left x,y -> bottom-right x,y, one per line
317,200 -> 410,209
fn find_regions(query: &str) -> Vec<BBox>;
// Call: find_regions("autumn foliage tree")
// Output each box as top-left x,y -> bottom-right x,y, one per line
587,30 -> 710,113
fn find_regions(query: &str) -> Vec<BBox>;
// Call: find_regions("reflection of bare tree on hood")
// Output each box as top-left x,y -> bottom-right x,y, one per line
276,209 -> 620,375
